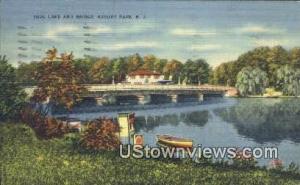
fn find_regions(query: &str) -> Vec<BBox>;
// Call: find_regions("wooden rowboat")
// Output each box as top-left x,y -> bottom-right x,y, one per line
156,135 -> 193,148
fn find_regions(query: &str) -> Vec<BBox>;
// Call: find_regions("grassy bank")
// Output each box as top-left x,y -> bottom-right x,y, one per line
1,123 -> 300,185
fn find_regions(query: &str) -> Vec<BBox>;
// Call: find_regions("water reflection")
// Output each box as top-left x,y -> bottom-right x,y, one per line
63,98 -> 300,166
215,98 -> 300,143
134,111 -> 209,132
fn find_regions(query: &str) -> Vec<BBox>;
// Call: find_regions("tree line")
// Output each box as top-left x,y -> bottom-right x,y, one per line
16,51 -> 211,85
10,45 -> 300,97
211,46 -> 300,96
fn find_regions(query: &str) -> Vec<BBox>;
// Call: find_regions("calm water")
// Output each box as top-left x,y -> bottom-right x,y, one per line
65,98 -> 300,166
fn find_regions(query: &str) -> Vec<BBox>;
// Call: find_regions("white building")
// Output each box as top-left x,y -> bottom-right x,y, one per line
126,70 -> 164,84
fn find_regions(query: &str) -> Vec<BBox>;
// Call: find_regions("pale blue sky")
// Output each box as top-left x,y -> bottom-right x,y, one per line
1,0 -> 300,66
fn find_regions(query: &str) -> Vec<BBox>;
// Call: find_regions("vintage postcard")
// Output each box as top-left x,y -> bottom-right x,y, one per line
1,1 -> 300,184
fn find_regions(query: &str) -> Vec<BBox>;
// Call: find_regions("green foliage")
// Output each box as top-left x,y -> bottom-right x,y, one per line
1,123 -> 300,185
290,47 -> 300,68
0,56 -> 26,121
163,59 -> 183,82
267,46 -> 289,85
276,65 -> 300,96
73,57 -> 95,83
112,57 -> 128,82
211,46 -> 294,88
183,59 -> 211,84
126,53 -> 144,73
16,62 -> 40,85
236,67 -> 269,96
142,54 -> 157,71
154,59 -> 168,73
16,52 -> 212,85
212,47 -> 270,86
90,57 -> 113,83
210,61 -> 237,86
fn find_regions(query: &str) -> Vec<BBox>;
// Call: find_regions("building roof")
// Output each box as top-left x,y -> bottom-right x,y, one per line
128,69 -> 161,76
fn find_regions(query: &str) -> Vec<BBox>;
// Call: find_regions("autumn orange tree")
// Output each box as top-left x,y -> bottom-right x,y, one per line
31,48 -> 86,115
80,118 -> 120,151
89,57 -> 112,83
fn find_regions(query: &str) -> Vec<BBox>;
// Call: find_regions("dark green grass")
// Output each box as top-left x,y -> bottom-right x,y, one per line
1,123 -> 300,185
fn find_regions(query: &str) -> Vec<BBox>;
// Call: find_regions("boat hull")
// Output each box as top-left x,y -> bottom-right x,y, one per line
157,135 -> 193,148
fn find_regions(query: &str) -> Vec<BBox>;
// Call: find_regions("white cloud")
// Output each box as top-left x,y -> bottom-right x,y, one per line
189,44 -> 221,51
236,24 -> 284,34
116,22 -> 156,33
45,24 -> 79,40
171,28 -> 217,36
88,22 -> 155,34
253,39 -> 289,47
88,25 -> 112,33
99,41 -> 159,50
43,22 -> 154,41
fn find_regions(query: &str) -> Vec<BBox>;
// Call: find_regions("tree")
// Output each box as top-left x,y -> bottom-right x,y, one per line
289,47 -> 300,68
112,57 -> 127,83
0,55 -> 26,121
267,46 -> 289,85
16,62 -> 40,85
210,61 -> 237,86
154,59 -> 167,73
73,57 -> 95,83
236,47 -> 270,71
163,59 -> 183,82
126,53 -> 143,73
276,65 -> 300,96
235,67 -> 269,96
142,54 -> 157,70
183,59 -> 210,84
212,47 -> 271,86
32,48 -> 86,115
90,57 -> 112,84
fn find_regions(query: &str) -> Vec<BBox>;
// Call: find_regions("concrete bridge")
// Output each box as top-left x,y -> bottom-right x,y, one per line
24,84 -> 234,105
82,84 -> 232,105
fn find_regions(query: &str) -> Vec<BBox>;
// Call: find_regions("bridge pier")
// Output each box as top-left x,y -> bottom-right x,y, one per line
169,94 -> 179,103
137,95 -> 151,105
95,97 -> 105,105
198,93 -> 204,102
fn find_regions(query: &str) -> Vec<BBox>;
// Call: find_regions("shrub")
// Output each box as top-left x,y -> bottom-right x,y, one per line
80,118 -> 120,151
20,106 -> 69,139
231,149 -> 258,169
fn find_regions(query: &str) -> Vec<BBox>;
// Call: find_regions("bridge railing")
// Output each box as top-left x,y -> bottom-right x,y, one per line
85,84 -> 231,92
23,85 -> 233,97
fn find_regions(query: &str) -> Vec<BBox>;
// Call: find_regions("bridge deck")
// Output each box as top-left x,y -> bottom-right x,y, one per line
24,84 -> 233,97
85,84 -> 232,91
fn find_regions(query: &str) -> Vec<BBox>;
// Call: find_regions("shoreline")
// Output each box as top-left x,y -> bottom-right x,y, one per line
233,96 -> 300,98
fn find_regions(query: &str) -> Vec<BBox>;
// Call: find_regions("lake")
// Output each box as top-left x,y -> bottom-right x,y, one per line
64,98 -> 300,167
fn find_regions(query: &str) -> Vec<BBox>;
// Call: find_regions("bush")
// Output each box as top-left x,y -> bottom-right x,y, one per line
20,106 -> 69,139
80,118 -> 120,151
1,124 -> 300,185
